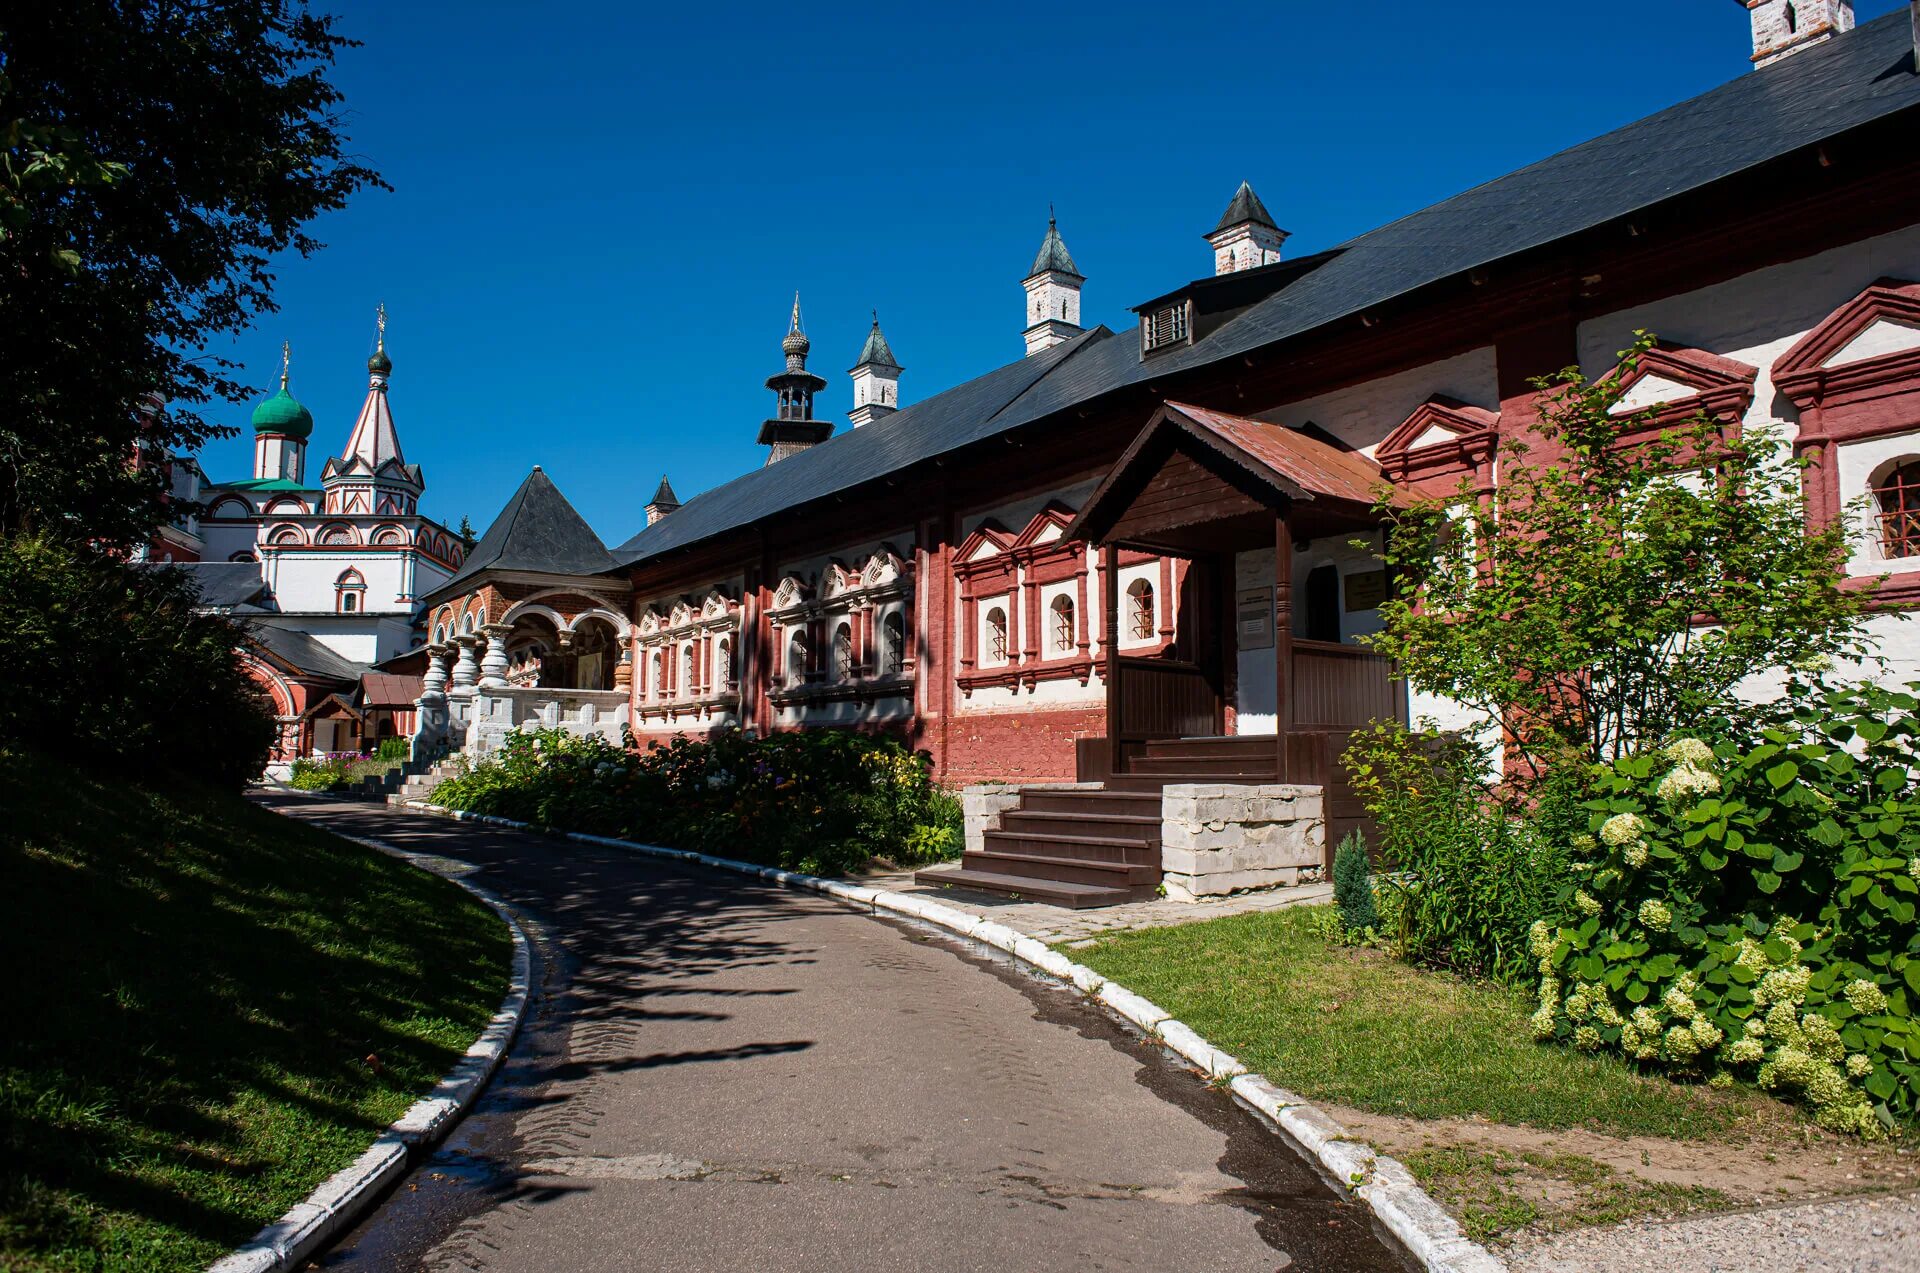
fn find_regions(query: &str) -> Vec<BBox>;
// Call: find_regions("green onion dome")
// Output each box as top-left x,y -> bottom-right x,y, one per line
250,384 -> 313,439
367,346 -> 392,375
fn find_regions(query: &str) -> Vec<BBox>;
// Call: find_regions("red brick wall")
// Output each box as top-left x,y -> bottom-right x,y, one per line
938,706 -> 1106,786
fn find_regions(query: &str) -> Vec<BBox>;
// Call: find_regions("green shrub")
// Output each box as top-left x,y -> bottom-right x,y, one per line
0,535 -> 272,787
1531,681 -> 1920,1136
1333,831 -> 1380,934
1346,723 -> 1569,982
432,727 -> 947,875
375,736 -> 410,763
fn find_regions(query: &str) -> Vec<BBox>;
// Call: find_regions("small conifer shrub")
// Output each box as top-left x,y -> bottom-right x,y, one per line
1334,831 -> 1380,934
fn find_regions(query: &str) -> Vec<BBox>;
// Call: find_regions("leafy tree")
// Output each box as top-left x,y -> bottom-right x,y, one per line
0,2 -> 384,547
1369,333 -> 1871,781
458,515 -> 478,550
1332,830 -> 1380,934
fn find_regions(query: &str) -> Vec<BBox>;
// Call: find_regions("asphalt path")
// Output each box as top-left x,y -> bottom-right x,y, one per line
259,793 -> 1408,1273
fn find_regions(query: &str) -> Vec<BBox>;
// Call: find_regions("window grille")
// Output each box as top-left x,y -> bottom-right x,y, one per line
1051,597 -> 1075,653
1128,581 -> 1155,640
986,608 -> 1008,663
834,624 -> 854,679
883,614 -> 906,674
1876,462 -> 1920,559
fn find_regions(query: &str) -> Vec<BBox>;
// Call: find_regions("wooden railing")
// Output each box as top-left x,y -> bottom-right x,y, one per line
1291,639 -> 1402,728
1111,655 -> 1220,745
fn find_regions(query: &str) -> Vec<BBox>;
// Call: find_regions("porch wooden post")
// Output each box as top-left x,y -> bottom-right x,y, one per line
1104,542 -> 1123,778
1274,512 -> 1294,782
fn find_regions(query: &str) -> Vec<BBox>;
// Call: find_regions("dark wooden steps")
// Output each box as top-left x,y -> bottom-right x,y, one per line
915,867 -> 1144,908
911,733 -> 1296,909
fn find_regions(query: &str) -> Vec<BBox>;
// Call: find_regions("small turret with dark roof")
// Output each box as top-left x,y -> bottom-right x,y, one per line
849,312 -> 904,428
757,294 -> 833,464
1206,180 -> 1289,276
645,475 -> 681,525
1022,209 -> 1084,356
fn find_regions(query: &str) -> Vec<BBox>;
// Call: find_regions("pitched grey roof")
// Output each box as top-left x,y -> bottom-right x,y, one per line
1028,218 -> 1081,278
854,320 -> 901,370
430,466 -> 618,601
161,561 -> 272,609
248,621 -> 369,684
619,12 -> 1920,570
650,475 -> 680,507
1211,181 -> 1279,234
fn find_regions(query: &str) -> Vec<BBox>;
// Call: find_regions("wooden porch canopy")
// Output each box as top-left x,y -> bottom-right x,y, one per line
1066,401 -> 1401,554
1067,401 -> 1408,784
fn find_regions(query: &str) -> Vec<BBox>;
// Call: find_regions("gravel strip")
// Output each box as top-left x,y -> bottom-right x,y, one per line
1509,1190 -> 1920,1273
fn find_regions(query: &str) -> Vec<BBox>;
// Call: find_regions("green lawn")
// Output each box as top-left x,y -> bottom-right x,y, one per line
1068,906 -> 1768,1140
0,752 -> 510,1273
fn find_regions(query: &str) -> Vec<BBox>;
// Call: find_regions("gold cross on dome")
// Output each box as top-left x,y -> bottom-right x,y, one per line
376,301 -> 387,348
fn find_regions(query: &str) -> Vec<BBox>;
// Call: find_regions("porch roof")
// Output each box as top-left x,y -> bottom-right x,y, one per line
1066,401 -> 1403,552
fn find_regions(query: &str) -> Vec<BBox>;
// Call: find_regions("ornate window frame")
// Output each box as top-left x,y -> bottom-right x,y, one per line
952,504 -> 1113,697
766,546 -> 915,710
634,587 -> 744,722
1774,278 -> 1920,603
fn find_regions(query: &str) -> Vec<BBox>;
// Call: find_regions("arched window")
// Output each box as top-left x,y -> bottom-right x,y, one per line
681,643 -> 696,696
1875,461 -> 1920,559
318,523 -> 354,546
883,612 -> 905,675
1050,596 -> 1075,654
1127,579 -> 1155,641
788,631 -> 808,686
717,636 -> 735,691
833,622 -> 854,679
985,607 -> 1008,665
268,524 -> 303,546
335,568 -> 366,614
372,525 -> 406,546
650,650 -> 665,700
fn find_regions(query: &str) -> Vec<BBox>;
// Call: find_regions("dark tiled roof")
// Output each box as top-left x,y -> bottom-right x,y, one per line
248,622 -> 369,684
650,475 -> 680,507
619,13 -> 1920,570
430,466 -> 618,600
1211,181 -> 1280,234
161,561 -> 272,609
614,329 -> 1109,563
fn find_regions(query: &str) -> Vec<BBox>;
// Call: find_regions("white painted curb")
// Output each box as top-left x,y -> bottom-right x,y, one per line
388,798 -> 1503,1272
207,836 -> 532,1273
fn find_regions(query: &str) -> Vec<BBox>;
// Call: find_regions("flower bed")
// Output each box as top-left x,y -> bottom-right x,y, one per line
430,727 -> 962,876
1531,682 -> 1919,1136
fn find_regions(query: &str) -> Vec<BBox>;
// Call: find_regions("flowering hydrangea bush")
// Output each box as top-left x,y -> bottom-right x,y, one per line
1532,682 -> 1920,1135
432,727 -> 961,876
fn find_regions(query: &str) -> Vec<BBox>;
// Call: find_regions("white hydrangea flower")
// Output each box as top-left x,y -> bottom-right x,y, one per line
1529,1005 -> 1556,1040
1664,738 -> 1715,768
1572,833 -> 1597,853
1666,1025 -> 1703,1060
1528,919 -> 1554,958
1726,1036 -> 1765,1064
1733,938 -> 1769,975
1661,985 -> 1697,1020
1691,1018 -> 1724,1050
1574,1025 -> 1602,1051
1801,1013 -> 1845,1063
1909,858 -> 1919,883
1656,763 -> 1721,803
1744,1016 -> 1767,1039
1638,898 -> 1673,932
1575,890 -> 1601,917
1756,965 -> 1811,1008
1846,979 -> 1889,1016
1631,1006 -> 1661,1035
1621,840 -> 1649,868
1600,813 -> 1645,846
1709,1071 -> 1735,1090
1846,1053 -> 1874,1079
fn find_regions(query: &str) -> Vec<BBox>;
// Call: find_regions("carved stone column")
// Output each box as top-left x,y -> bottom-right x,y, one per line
450,634 -> 480,692
479,623 -> 512,690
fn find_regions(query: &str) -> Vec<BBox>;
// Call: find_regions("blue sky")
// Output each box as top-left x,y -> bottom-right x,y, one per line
198,0 -> 1912,544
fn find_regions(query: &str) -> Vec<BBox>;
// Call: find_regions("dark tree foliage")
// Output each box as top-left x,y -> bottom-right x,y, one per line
0,1 -> 384,547
0,537 -> 274,786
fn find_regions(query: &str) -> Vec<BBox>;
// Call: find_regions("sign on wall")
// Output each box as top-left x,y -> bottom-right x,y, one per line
1236,587 -> 1274,650
1344,570 -> 1388,613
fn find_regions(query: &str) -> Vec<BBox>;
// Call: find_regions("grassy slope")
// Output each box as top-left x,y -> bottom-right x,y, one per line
0,753 -> 509,1273
1069,906 -> 1768,1140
